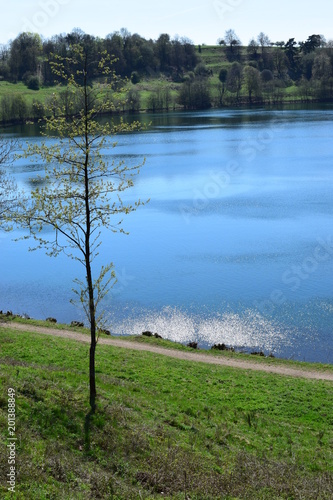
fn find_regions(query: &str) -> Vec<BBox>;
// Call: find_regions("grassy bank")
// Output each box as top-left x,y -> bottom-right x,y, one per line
0,322 -> 332,499
4,314 -> 333,374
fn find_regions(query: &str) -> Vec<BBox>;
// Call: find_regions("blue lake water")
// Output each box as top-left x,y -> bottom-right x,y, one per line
1,106 -> 333,363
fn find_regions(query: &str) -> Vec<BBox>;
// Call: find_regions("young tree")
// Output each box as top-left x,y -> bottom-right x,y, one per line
218,68 -> 228,105
312,52 -> 332,80
223,29 -> 242,61
224,29 -> 241,49
21,44 -> 145,413
312,52 -> 333,98
247,39 -> 260,60
226,62 -> 243,100
243,66 -> 262,103
257,32 -> 271,56
127,88 -> 141,112
273,48 -> 288,78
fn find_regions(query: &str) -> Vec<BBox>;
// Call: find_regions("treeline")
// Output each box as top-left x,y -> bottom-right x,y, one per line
0,28 -> 198,87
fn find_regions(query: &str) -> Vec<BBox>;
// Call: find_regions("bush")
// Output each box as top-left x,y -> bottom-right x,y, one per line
11,94 -> 28,121
32,99 -> 45,119
127,89 -> 140,112
261,69 -> 274,82
178,78 -> 211,110
147,90 -> 163,111
27,75 -> 40,91
194,63 -> 211,77
219,68 -> 228,83
131,71 -> 140,84
1,96 -> 11,122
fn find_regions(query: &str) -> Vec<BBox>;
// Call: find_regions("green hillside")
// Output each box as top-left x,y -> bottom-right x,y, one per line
1,320 -> 332,499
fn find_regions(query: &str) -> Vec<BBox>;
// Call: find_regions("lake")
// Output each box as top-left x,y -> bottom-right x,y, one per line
1,105 -> 333,363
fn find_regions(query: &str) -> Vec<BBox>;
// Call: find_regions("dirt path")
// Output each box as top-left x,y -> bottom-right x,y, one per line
1,322 -> 333,381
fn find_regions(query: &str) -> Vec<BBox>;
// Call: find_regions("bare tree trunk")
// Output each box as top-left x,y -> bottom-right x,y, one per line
83,51 -> 97,413
88,278 -> 97,413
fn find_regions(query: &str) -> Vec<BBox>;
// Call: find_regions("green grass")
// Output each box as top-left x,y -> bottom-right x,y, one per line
131,77 -> 181,110
0,314 -> 90,334
0,324 -> 332,499
0,81 -> 56,107
120,333 -> 333,374
199,45 -> 231,74
3,314 -> 333,374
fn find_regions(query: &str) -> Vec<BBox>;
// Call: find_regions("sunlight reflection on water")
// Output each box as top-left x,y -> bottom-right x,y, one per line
108,306 -> 296,355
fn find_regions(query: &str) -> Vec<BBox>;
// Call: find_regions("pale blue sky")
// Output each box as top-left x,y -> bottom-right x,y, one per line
1,0 -> 332,45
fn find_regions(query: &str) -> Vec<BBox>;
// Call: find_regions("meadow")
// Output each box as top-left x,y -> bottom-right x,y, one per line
0,318 -> 332,499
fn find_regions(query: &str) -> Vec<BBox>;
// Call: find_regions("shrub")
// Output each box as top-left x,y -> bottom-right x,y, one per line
178,78 -> 211,109
194,62 -> 211,77
261,69 -> 274,83
27,75 -> 40,91
127,88 -> 141,112
131,71 -> 140,84
219,68 -> 228,83
32,99 -> 45,119
11,94 -> 28,121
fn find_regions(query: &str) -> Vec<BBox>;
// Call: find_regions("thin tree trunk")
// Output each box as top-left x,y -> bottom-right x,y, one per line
83,51 -> 97,413
88,283 -> 96,412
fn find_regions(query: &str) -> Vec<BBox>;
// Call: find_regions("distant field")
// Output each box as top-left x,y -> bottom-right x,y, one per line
0,81 -> 55,105
199,44 -> 231,73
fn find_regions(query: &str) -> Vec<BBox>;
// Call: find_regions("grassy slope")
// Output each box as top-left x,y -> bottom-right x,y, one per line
200,45 -> 302,102
0,81 -> 55,107
0,323 -> 332,499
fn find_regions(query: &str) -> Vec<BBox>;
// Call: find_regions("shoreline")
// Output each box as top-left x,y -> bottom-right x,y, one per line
1,319 -> 333,380
1,98 -> 333,129
1,314 -> 333,374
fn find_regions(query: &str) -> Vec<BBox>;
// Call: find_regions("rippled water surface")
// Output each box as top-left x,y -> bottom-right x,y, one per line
2,106 -> 333,362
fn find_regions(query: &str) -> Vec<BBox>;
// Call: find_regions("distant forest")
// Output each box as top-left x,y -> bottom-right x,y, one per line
0,28 -> 198,85
0,28 -> 333,122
